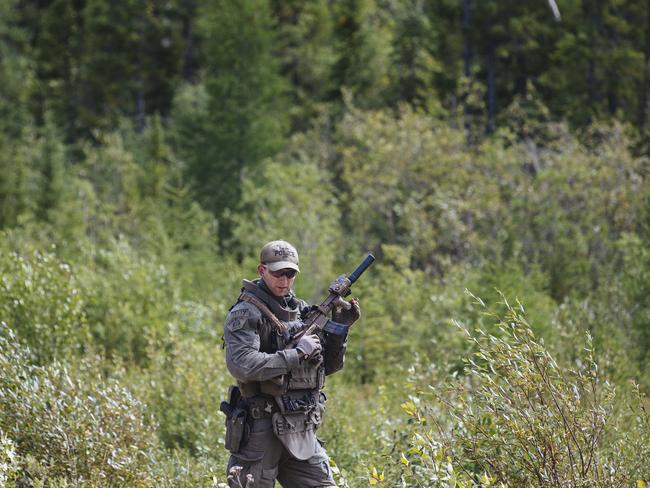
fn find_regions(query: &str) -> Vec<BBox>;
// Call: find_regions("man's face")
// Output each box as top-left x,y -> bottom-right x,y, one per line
258,264 -> 297,297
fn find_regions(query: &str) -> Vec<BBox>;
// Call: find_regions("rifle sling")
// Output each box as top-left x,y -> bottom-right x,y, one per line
239,292 -> 288,335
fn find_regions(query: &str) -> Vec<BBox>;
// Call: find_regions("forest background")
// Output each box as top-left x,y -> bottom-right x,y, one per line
0,0 -> 649,486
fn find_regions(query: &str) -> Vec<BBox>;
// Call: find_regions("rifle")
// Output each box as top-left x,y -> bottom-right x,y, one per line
289,253 -> 375,346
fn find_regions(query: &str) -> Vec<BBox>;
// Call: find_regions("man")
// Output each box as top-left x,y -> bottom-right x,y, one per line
222,240 -> 360,487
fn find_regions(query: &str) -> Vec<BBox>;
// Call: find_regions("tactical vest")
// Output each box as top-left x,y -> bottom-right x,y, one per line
235,280 -> 324,401
231,279 -> 327,461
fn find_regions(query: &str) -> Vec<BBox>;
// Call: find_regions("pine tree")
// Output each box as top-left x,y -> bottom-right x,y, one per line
329,0 -> 394,108
0,0 -> 35,229
270,0 -> 337,130
35,116 -> 67,222
387,0 -> 441,109
0,135 -> 30,229
541,0 -> 643,126
34,0 -> 84,140
176,0 -> 289,226
0,0 -> 33,137
31,0 -> 185,139
80,0 -> 184,133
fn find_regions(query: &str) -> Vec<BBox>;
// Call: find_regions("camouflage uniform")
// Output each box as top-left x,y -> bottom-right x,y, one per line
223,277 -> 348,488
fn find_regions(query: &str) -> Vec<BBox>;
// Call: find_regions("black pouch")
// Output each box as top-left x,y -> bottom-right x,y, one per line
225,407 -> 249,453
220,386 -> 249,453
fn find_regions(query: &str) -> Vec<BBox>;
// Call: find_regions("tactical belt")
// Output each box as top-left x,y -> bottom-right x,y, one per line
246,396 -> 278,420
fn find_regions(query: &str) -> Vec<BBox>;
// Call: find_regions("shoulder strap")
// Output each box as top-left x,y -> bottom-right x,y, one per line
239,292 -> 288,335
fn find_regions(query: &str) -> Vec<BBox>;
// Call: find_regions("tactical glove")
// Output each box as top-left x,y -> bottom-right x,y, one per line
332,298 -> 361,326
296,334 -> 322,360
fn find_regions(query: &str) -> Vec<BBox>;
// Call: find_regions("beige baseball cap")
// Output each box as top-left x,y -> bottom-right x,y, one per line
259,240 -> 300,272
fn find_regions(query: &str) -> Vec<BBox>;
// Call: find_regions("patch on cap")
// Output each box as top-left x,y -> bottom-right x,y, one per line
260,240 -> 300,272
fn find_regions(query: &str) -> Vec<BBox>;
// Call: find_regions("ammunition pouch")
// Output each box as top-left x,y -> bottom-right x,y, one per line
240,363 -> 324,399
239,376 -> 286,398
287,364 -> 324,391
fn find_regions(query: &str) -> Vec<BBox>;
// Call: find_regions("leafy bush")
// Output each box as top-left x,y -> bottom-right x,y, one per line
0,243 -> 90,363
0,322 -> 162,486
344,244 -> 454,383
343,247 -> 557,385
333,106 -> 647,301
78,238 -> 179,363
336,104 -> 507,272
617,228 -> 650,388
229,144 -> 343,300
393,295 -> 649,487
128,322 -> 230,459
321,373 -> 413,487
0,431 -> 19,487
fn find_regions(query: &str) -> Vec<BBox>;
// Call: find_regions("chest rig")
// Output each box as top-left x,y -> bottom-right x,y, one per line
236,280 -> 325,406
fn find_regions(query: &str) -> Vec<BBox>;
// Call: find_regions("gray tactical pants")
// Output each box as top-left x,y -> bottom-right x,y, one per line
227,421 -> 336,488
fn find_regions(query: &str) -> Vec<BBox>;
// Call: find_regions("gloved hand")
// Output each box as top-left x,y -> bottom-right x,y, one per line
296,334 -> 322,360
332,298 -> 361,326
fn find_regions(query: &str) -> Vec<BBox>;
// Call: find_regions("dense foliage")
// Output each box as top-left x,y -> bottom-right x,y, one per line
394,298 -> 649,487
0,0 -> 649,486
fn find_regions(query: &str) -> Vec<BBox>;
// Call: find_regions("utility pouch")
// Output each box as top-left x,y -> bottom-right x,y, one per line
272,412 -> 317,460
224,407 -> 249,453
287,364 -> 320,390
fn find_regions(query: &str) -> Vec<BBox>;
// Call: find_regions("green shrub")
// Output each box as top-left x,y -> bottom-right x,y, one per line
344,244 -> 453,384
321,374 -> 413,487
462,260 -> 555,332
0,243 -> 90,363
0,322 -> 161,486
393,294 -> 649,487
151,447 -> 226,488
229,146 -> 343,301
0,431 -> 19,487
617,230 -> 650,388
78,238 -> 179,363
128,322 -> 230,459
336,105 -> 507,272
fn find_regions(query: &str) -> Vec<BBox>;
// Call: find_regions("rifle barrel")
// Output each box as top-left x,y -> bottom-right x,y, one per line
348,253 -> 375,284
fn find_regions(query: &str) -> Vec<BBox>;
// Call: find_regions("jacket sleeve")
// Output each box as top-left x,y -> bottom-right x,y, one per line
224,303 -> 300,382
